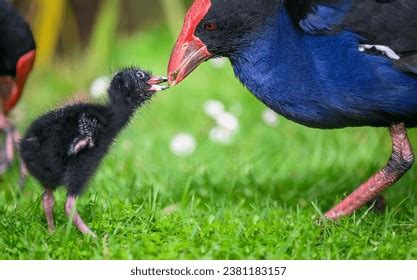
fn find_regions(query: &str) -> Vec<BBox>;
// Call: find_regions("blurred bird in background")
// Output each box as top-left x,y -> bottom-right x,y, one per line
0,0 -> 184,179
0,0 -> 36,177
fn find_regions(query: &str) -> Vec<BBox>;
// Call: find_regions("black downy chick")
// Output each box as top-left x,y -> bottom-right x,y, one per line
19,68 -> 168,236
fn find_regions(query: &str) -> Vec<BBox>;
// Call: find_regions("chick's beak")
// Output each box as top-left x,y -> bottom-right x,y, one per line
147,76 -> 169,92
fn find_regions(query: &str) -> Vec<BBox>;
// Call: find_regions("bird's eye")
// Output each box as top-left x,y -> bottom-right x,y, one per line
136,71 -> 145,79
204,22 -> 217,31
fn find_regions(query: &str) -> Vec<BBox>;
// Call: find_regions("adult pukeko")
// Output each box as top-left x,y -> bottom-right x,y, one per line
167,0 -> 417,220
20,68 -> 167,236
0,0 -> 36,176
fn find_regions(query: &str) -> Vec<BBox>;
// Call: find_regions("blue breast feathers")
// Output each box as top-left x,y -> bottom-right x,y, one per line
230,8 -> 417,129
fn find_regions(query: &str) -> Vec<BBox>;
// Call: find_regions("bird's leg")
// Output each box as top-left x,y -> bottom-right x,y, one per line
42,189 -> 56,233
19,161 -> 28,190
0,113 -> 15,174
12,130 -> 28,189
326,123 -> 414,220
65,195 -> 96,237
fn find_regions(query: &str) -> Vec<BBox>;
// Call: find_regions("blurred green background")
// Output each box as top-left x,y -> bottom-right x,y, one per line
13,0 -> 192,66
0,0 -> 416,260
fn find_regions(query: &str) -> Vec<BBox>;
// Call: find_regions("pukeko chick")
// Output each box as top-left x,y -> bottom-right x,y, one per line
0,0 -> 36,176
19,68 -> 168,236
168,0 -> 417,220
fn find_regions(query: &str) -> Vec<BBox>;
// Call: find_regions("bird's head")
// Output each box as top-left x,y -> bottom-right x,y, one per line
108,67 -> 168,106
0,0 -> 37,113
0,49 -> 36,114
167,0 -> 279,86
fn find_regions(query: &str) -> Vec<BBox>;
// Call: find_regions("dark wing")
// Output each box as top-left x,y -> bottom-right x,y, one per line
343,0 -> 417,53
285,0 -> 417,74
68,113 -> 98,155
285,0 -> 350,35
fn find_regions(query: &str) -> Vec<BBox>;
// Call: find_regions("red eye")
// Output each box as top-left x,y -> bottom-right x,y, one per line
204,23 -> 217,31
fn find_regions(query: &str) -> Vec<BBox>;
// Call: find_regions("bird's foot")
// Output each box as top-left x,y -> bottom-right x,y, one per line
65,195 -> 97,238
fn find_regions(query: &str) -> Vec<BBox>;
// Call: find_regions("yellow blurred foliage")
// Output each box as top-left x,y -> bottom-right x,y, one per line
28,0 -> 187,67
33,0 -> 66,65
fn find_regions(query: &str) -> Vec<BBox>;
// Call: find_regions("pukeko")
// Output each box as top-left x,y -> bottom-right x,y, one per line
19,68 -> 168,236
168,0 -> 417,220
0,0 -> 36,176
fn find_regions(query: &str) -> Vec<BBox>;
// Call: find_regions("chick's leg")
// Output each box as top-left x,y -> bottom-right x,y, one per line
326,123 -> 414,220
65,195 -> 96,237
42,189 -> 56,233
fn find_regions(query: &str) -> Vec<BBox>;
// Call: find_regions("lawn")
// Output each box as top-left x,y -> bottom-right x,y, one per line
0,27 -> 416,260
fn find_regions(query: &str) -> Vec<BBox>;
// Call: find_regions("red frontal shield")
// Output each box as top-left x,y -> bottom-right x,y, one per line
168,0 -> 213,86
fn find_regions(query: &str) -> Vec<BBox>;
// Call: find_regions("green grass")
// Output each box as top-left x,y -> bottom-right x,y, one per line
0,27 -> 416,260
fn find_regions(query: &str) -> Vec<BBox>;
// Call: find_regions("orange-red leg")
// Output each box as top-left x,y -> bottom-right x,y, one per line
326,123 -> 414,220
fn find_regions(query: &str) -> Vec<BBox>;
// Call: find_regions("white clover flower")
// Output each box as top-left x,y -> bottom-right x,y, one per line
203,99 -> 225,118
90,76 -> 110,99
209,126 -> 234,145
262,108 -> 279,127
215,111 -> 239,132
170,133 -> 197,156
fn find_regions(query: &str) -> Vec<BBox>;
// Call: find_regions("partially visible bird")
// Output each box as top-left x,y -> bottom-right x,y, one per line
0,0 -> 36,176
168,0 -> 417,219
19,68 -> 168,236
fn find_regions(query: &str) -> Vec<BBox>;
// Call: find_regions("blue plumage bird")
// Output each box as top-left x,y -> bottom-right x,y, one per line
167,0 -> 417,219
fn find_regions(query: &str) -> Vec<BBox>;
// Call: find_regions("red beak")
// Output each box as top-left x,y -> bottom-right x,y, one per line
168,35 -> 212,86
167,0 -> 213,86
3,50 -> 36,113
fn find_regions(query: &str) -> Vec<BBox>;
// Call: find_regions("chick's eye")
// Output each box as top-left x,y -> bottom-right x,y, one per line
204,22 -> 217,31
136,71 -> 145,79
